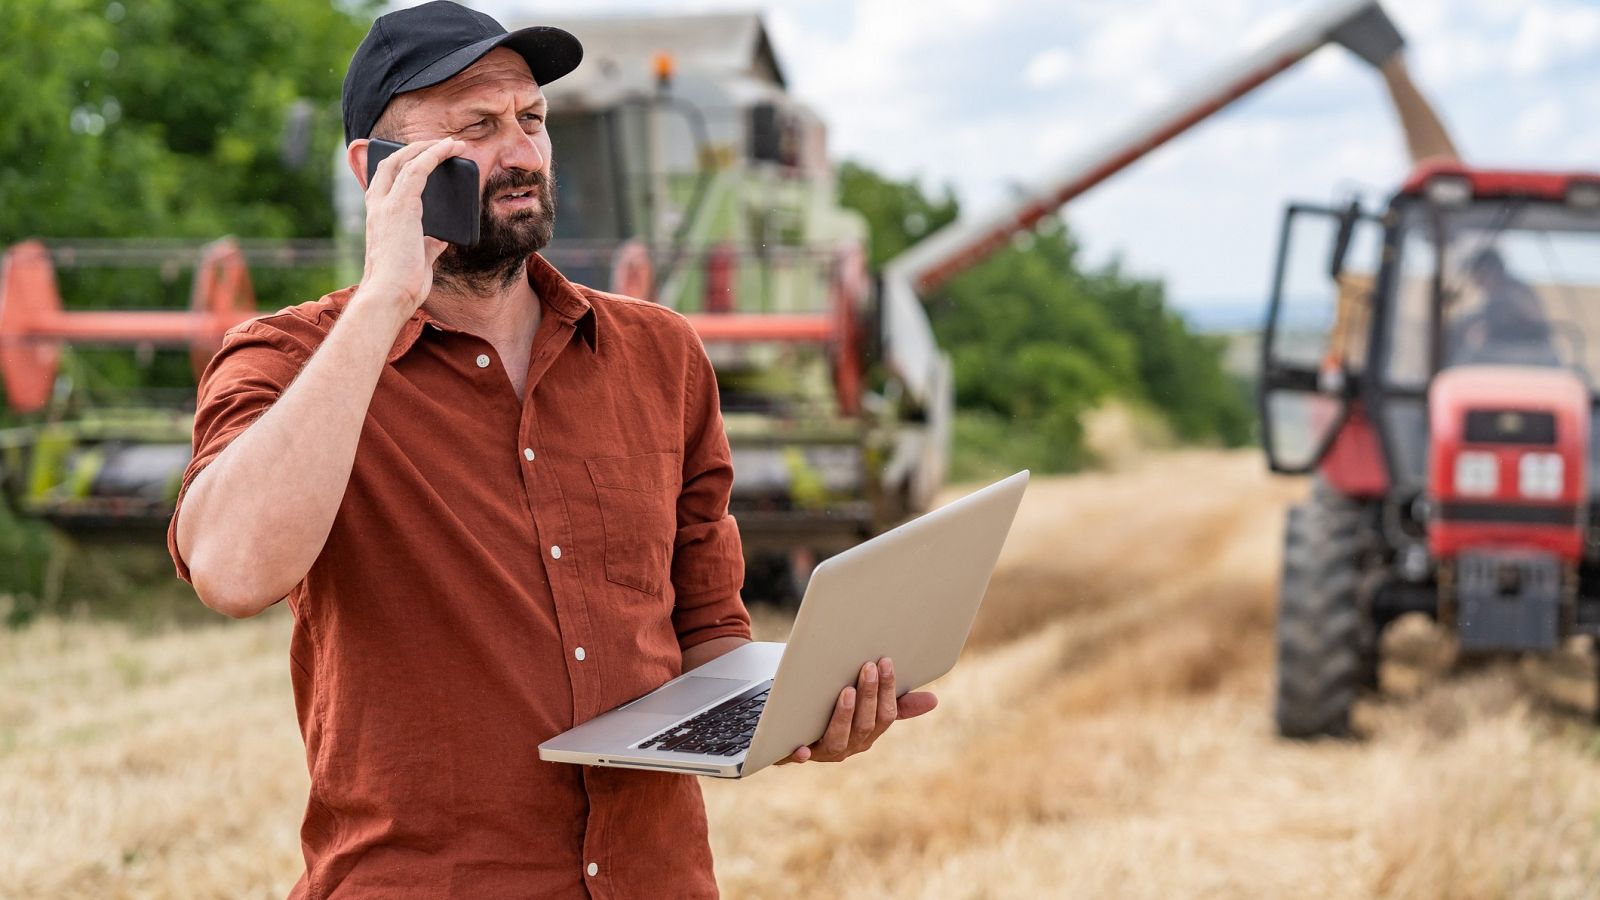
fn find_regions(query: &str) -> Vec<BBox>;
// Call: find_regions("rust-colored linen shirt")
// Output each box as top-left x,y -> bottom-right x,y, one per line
166,254 -> 750,899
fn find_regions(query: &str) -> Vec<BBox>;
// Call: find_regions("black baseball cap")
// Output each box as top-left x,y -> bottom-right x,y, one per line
342,1 -> 582,144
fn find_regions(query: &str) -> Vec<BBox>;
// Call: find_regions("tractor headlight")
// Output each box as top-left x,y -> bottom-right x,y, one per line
1518,452 -> 1564,499
1568,180 -> 1600,212
1454,451 -> 1499,496
1425,174 -> 1473,208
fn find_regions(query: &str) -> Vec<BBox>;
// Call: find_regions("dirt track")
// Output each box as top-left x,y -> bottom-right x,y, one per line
6,450 -> 1600,898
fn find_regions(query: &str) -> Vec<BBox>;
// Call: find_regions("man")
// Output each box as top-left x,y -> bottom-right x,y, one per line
1447,247 -> 1560,367
166,3 -> 934,897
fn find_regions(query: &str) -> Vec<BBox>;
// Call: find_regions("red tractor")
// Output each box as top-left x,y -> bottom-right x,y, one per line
1262,162 -> 1600,736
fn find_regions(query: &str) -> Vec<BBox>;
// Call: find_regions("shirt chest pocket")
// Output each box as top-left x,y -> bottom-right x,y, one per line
586,451 -> 682,597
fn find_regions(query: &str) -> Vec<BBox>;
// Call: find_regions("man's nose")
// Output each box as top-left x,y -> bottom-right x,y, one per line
496,127 -> 544,175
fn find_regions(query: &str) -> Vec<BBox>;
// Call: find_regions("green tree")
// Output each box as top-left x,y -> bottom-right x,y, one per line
838,161 -> 1253,475
0,0 -> 374,244
836,161 -> 959,269
0,0 -> 376,403
1079,262 -> 1254,445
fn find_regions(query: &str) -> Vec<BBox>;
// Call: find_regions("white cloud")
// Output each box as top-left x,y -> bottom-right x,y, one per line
460,0 -> 1600,313
1413,31 -> 1498,86
1023,47 -> 1073,90
1510,3 -> 1600,74
1513,98 -> 1567,148
1082,14 -> 1168,79
1240,6 -> 1302,52
1129,72 -> 1174,110
1032,118 -> 1091,164
1303,45 -> 1362,83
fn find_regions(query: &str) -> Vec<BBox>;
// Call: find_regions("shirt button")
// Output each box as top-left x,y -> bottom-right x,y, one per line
475,353 -> 490,368
586,863 -> 598,877
523,448 -> 535,461
550,545 -> 562,559
575,647 -> 587,661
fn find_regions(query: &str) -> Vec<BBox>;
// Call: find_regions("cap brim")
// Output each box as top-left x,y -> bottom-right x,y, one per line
395,25 -> 582,95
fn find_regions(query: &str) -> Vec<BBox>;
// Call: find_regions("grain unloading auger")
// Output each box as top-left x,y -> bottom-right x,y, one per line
0,3 -> 1455,598
876,0 -> 1447,508
513,4 -> 1442,599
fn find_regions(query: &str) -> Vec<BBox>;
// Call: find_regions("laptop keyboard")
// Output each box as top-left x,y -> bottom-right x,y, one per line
637,683 -> 770,757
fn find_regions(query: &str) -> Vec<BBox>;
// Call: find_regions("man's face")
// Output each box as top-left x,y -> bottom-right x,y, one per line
380,48 -> 556,278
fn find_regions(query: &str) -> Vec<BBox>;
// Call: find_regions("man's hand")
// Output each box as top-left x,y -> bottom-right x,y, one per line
358,137 -> 468,314
776,658 -> 937,765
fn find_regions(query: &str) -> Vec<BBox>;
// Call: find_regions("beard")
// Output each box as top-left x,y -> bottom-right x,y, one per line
434,165 -> 556,295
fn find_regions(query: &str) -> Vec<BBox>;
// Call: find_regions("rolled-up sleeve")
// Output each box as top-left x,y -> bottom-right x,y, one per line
670,320 -> 752,650
165,322 -> 304,584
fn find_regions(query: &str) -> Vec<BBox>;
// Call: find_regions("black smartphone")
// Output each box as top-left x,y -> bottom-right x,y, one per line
365,138 -> 481,246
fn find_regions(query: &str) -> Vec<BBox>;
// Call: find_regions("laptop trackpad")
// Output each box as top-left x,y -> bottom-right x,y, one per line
627,676 -> 748,716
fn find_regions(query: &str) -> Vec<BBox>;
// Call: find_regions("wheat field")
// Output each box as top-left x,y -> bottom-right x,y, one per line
5,450 -> 1600,898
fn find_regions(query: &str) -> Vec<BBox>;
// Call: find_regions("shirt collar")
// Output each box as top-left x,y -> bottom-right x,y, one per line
377,253 -> 599,364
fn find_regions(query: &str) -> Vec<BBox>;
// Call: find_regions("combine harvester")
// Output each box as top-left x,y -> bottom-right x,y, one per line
3,17 -> 922,601
0,4 -> 1392,596
3,1 -> 1550,646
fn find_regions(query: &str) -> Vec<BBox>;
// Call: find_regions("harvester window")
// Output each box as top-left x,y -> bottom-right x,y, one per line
550,111 -> 628,243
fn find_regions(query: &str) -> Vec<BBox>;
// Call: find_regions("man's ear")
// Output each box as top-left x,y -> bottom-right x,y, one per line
347,139 -> 371,190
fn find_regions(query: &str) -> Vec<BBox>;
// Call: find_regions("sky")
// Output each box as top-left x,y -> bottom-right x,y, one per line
451,0 -> 1600,321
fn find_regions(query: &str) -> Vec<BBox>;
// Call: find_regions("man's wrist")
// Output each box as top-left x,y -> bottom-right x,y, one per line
681,635 -> 750,671
346,283 -> 419,336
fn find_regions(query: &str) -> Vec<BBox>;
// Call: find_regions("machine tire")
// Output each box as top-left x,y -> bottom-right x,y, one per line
742,549 -> 821,609
1274,482 -> 1368,739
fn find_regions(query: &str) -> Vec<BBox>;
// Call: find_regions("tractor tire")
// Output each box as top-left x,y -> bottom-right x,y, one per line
1274,482 -> 1368,739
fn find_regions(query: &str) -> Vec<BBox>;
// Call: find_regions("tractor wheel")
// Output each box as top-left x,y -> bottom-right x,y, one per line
1274,482 -> 1368,738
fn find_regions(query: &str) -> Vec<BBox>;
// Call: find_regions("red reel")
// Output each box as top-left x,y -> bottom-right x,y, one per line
0,238 -> 257,413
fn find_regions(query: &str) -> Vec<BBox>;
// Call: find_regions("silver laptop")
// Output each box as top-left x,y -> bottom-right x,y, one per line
538,469 -> 1029,779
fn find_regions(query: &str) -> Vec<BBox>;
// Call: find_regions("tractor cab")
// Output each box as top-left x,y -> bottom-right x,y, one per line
1259,162 -> 1600,736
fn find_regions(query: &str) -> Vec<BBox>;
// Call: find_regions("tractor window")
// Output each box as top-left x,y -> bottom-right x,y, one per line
1442,222 -> 1600,385
1259,203 -> 1381,474
1369,200 -> 1434,489
1264,392 -> 1346,470
1266,204 -> 1382,373
1385,202 -> 1600,390
1381,201 -> 1600,493
1383,216 -> 1437,389
1267,211 -> 1340,371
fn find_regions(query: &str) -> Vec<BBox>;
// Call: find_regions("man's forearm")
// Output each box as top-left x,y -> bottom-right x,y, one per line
178,291 -> 411,616
681,635 -> 750,671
